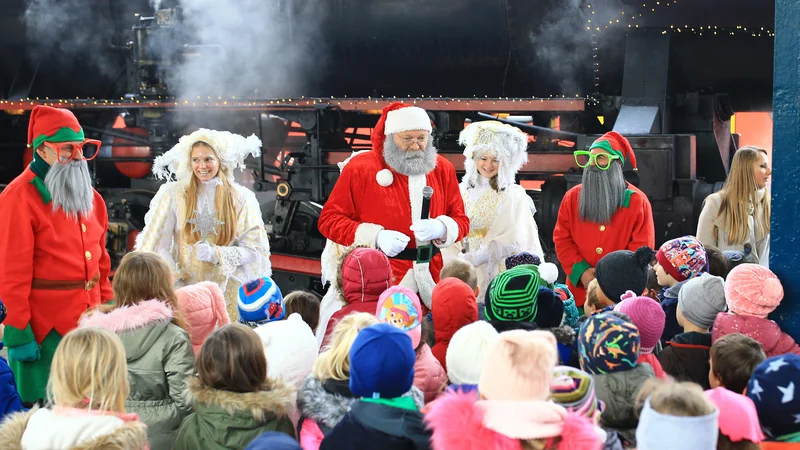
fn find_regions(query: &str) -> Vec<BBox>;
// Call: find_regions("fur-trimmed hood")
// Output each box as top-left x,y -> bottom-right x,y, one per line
81,299 -> 174,333
0,407 -> 148,450
547,325 -> 576,346
187,376 -> 295,423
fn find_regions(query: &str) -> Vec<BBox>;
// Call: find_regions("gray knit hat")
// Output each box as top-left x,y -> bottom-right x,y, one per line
595,246 -> 656,303
677,274 -> 727,329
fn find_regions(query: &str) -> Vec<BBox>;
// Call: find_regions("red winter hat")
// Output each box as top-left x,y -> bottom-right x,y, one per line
588,131 -> 637,170
27,105 -> 84,150
370,102 -> 432,152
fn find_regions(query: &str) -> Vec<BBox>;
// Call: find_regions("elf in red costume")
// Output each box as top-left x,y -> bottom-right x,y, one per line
0,105 -> 112,403
553,131 -> 655,306
318,103 -> 470,308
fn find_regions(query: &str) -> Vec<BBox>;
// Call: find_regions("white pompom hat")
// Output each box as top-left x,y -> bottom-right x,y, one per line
459,120 -> 529,191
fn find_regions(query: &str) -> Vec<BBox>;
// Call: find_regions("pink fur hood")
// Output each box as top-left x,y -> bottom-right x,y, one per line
81,299 -> 174,333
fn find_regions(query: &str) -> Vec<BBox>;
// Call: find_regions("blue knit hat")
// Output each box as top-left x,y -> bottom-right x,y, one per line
746,354 -> 800,439
578,312 -> 641,375
237,277 -> 285,327
349,323 -> 415,399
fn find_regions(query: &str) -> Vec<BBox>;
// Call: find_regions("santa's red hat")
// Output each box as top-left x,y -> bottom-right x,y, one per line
370,102 -> 432,151
27,105 -> 84,150
589,131 -> 637,171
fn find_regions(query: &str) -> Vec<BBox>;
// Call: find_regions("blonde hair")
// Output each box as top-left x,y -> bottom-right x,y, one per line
182,142 -> 238,246
313,313 -> 379,381
440,259 -> 479,290
713,146 -> 771,245
635,378 -> 715,417
48,327 -> 130,413
111,252 -> 187,330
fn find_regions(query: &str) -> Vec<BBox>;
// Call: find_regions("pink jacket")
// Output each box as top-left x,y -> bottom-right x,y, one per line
414,343 -> 448,404
175,281 -> 230,354
712,312 -> 800,358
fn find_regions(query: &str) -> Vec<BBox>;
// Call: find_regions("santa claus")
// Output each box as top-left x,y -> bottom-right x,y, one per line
0,105 -> 113,403
553,131 -> 655,305
318,103 -> 470,307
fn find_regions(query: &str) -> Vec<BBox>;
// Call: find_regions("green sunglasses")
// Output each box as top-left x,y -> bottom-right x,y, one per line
574,150 -> 620,170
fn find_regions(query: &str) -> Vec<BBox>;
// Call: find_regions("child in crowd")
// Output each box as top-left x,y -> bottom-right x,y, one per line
246,431 -> 303,450
321,323 -> 432,449
654,235 -> 708,344
658,274 -> 727,389
705,387 -> 764,450
80,252 -> 194,450
616,292 -> 667,378
645,265 -> 662,302
553,283 -> 581,329
426,330 -> 601,450
484,264 -> 544,333
255,313 -> 318,393
533,284 -> 577,366
440,258 -> 480,297
377,286 -> 446,403
444,320 -> 498,394
238,276 -> 286,328
176,281 -> 230,354
746,354 -> 800,446
0,327 -> 148,449
285,291 -> 321,335
0,299 -> 24,420
578,312 -> 654,444
175,323 -> 295,449
430,278 -> 478,371
705,245 -> 730,278
321,247 -> 392,348
504,251 -> 541,269
712,264 -> 800,357
709,333 -> 766,394
583,247 -> 655,315
635,381 -> 719,450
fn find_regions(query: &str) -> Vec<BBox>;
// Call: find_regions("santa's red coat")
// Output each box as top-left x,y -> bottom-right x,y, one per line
553,183 -> 655,305
318,150 -> 469,307
0,167 -> 113,344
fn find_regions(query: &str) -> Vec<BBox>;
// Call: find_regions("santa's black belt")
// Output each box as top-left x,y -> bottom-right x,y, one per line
391,245 -> 440,264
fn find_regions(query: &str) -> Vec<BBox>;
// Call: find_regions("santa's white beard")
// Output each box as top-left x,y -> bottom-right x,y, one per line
44,159 -> 94,220
383,135 -> 438,176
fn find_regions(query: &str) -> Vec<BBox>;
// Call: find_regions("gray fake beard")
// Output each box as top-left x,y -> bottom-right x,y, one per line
383,134 -> 438,176
578,162 -> 626,225
44,159 -> 94,220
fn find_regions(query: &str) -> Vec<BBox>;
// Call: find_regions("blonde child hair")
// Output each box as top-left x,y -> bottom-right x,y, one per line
313,313 -> 379,381
48,327 -> 130,413
440,259 -> 479,292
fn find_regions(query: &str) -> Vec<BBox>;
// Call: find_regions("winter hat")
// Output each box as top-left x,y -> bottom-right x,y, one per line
27,105 -> 84,151
253,313 -> 318,388
371,103 -> 431,153
725,263 -> 784,318
349,323 -> 416,399
533,287 -> 565,329
486,264 -> 543,322
338,247 -> 392,305
746,354 -> 800,439
550,366 -> 604,418
588,131 -> 638,170
615,292 -> 665,354
704,387 -> 764,444
0,298 -> 6,324
446,321 -> 499,386
459,120 -> 529,191
677,274 -> 727,329
505,252 -> 541,270
376,286 -> 423,348
636,397 -> 719,450
478,330 -> 558,401
245,431 -> 302,450
175,281 -> 230,354
237,277 -> 285,327
655,236 -> 708,283
577,312 -> 641,375
554,283 -> 581,328
595,246 -> 655,302
152,128 -> 261,182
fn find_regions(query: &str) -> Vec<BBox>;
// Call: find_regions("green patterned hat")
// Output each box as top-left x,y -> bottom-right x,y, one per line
486,264 -> 543,322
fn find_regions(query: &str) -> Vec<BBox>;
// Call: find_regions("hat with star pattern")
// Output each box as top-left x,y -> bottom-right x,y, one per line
745,354 -> 800,439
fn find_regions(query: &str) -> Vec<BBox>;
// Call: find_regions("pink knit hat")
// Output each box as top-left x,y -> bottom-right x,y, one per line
615,291 -> 666,354
704,387 -> 765,444
725,264 -> 784,318
176,281 -> 230,354
478,330 -> 558,401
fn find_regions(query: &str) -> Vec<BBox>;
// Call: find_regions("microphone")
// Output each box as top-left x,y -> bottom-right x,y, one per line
421,186 -> 433,220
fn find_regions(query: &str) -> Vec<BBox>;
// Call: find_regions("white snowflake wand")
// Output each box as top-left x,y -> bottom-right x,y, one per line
187,199 -> 224,244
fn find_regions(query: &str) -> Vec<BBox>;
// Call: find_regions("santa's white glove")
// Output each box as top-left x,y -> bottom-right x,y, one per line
410,219 -> 447,242
376,230 -> 410,257
460,248 -> 490,267
195,242 -> 218,264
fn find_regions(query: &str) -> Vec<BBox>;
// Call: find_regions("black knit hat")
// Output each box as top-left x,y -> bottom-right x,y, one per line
595,246 -> 656,303
534,287 -> 565,329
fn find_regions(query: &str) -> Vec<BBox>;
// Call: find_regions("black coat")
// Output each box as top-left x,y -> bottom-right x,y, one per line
658,331 -> 712,390
320,400 -> 431,450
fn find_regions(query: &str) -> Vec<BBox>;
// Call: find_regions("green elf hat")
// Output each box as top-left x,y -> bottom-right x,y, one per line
27,105 -> 84,151
588,131 -> 638,171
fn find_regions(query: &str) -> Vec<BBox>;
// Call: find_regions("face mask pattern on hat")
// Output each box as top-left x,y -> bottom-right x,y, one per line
578,313 -> 641,375
488,265 -> 543,322
378,291 -> 421,333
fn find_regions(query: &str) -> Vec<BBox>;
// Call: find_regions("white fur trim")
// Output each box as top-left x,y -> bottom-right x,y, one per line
153,128 -> 261,181
384,107 -> 432,135
398,266 -> 436,309
338,150 -> 370,171
376,169 -> 394,187
353,222 -> 384,247
539,262 -> 559,285
434,215 -> 459,248
459,121 -> 528,191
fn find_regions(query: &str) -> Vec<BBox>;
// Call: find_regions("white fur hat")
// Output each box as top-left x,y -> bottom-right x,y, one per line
446,321 -> 500,386
459,120 -> 529,190
254,313 -> 318,389
384,107 -> 432,135
152,128 -> 262,182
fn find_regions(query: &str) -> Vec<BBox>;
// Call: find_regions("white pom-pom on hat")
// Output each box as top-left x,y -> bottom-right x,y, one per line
376,169 -> 394,187
539,262 -> 559,285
